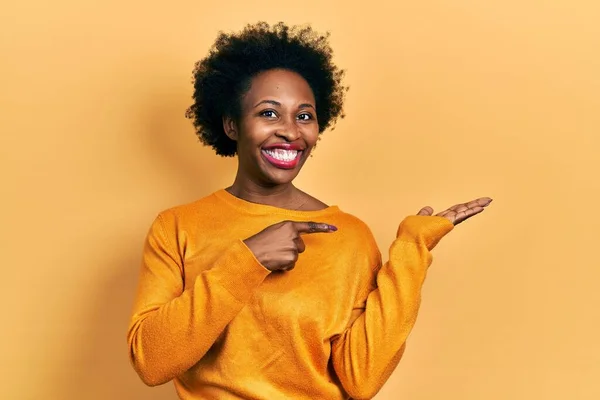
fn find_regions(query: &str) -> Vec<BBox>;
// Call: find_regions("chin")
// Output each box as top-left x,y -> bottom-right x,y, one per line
262,168 -> 302,186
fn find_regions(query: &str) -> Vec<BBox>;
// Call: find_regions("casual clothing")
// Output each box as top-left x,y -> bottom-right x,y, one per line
127,189 -> 454,399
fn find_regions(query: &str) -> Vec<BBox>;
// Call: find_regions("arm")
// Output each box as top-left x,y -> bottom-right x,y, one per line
127,214 -> 271,386
331,215 -> 454,399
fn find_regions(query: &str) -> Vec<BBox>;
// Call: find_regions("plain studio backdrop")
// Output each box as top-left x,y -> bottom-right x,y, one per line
1,1 -> 599,399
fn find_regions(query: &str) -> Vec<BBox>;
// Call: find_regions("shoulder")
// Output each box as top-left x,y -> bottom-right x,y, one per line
330,210 -> 379,253
160,192 -> 221,217
334,211 -> 371,233
143,191 -> 226,252
150,191 -> 224,232
329,210 -> 383,285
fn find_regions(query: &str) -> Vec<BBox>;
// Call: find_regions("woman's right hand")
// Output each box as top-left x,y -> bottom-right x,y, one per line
243,221 -> 337,272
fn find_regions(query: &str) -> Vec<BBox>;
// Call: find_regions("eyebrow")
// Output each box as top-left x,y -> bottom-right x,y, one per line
253,99 -> 315,110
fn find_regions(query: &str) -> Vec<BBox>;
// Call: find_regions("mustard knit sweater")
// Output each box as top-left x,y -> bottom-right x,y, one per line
127,189 -> 454,399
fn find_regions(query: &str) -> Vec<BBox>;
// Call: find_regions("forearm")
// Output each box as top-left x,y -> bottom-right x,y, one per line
127,239 -> 270,386
331,216 -> 453,399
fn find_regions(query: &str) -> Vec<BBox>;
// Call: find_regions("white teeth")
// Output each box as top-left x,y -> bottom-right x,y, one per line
264,149 -> 299,162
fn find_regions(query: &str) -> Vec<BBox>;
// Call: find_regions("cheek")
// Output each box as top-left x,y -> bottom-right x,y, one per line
237,121 -> 266,148
302,125 -> 320,147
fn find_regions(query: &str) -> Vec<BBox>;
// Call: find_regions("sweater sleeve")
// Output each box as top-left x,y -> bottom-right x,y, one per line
127,214 -> 271,386
330,215 -> 454,399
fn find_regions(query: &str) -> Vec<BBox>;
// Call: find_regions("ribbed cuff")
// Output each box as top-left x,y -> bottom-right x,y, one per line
212,239 -> 271,302
396,215 -> 454,250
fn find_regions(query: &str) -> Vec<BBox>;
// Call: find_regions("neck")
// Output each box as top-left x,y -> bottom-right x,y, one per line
226,174 -> 300,208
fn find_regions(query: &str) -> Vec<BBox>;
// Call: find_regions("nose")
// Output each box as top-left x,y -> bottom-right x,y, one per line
275,116 -> 301,141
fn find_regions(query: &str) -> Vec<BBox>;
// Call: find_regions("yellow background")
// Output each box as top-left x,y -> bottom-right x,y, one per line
2,0 -> 599,399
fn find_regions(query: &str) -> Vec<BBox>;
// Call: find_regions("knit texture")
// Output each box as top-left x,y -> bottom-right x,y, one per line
127,189 -> 454,399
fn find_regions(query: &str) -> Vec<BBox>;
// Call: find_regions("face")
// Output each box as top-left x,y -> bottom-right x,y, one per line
224,69 -> 319,187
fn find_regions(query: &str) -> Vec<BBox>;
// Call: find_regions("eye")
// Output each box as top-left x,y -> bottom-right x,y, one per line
297,113 -> 313,121
260,110 -> 278,118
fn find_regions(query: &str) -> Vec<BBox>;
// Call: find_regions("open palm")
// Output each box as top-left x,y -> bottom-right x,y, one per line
417,197 -> 493,225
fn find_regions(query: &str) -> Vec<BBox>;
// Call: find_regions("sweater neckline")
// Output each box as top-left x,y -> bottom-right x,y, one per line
214,189 -> 341,217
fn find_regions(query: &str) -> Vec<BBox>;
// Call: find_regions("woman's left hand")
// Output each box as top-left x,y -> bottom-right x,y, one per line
416,197 -> 493,225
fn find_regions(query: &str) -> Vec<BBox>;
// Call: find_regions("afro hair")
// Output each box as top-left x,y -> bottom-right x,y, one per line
185,22 -> 348,156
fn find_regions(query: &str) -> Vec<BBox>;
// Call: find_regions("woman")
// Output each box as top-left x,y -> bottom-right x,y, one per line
127,22 -> 492,399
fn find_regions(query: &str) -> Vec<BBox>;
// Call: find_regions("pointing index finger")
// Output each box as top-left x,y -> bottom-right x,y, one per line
294,221 -> 338,234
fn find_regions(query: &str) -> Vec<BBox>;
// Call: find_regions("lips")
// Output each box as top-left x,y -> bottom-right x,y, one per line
261,144 -> 304,169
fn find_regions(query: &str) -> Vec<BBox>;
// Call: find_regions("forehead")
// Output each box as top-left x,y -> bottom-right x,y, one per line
242,69 -> 315,107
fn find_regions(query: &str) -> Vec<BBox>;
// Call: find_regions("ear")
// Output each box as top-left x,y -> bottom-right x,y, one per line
222,116 -> 238,141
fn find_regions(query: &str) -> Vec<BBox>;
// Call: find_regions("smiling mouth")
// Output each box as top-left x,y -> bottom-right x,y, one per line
261,148 -> 303,169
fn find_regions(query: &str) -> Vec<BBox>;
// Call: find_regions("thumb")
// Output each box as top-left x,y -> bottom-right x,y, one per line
417,206 -> 434,216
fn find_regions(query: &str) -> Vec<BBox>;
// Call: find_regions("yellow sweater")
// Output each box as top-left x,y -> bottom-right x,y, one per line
127,189 -> 454,399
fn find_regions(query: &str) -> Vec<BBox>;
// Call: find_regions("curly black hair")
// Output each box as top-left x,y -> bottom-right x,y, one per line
185,22 -> 348,157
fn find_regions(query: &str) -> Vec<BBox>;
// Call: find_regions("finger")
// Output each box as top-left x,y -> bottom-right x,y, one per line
450,204 -> 469,213
293,221 -> 337,234
280,263 -> 296,272
436,209 -> 453,218
281,251 -> 299,271
466,197 -> 493,208
447,197 -> 493,212
273,264 -> 296,274
417,206 -> 433,216
294,237 -> 306,254
441,197 -> 493,218
454,206 -> 485,225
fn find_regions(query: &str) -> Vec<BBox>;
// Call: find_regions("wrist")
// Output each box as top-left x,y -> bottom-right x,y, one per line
396,215 -> 454,250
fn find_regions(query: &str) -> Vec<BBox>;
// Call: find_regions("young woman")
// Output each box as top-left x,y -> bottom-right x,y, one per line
127,22 -> 492,399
